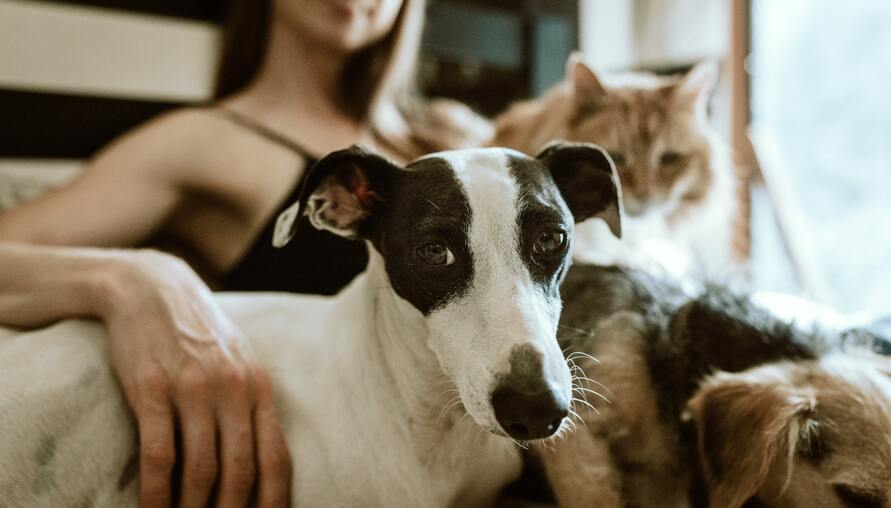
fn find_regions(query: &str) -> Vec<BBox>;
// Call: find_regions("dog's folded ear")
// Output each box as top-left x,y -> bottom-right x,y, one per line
273,145 -> 401,247
686,369 -> 818,508
536,141 -> 624,237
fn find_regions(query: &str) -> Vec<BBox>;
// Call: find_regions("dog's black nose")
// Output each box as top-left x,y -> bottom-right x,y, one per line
491,385 -> 568,440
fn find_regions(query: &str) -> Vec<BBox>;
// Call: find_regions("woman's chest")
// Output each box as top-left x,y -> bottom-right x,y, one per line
160,145 -> 309,279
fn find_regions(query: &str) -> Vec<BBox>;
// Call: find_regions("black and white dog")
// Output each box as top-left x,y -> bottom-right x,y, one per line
0,143 -> 622,506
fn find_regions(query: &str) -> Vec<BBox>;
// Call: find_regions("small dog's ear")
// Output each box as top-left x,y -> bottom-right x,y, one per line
273,146 -> 401,247
537,141 -> 624,237
686,369 -> 817,508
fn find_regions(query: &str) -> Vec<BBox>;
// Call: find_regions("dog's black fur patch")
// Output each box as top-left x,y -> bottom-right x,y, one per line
370,156 -> 475,315
508,154 -> 575,299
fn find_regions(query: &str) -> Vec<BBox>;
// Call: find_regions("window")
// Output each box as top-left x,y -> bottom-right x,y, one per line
751,0 -> 891,313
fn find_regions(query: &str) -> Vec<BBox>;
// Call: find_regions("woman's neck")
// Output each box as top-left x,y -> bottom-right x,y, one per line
226,18 -> 362,148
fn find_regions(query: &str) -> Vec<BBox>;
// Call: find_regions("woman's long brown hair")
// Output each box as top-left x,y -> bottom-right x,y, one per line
213,0 -> 492,160
214,0 -> 271,100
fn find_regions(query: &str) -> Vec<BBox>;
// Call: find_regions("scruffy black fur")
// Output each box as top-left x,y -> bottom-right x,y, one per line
552,263 -> 889,506
560,263 -> 886,412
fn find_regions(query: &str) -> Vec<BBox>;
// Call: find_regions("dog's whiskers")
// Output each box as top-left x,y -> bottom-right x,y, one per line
572,388 -> 592,410
568,365 -> 613,398
572,396 -> 597,413
437,395 -> 464,423
575,377 -> 613,399
574,386 -> 611,404
432,387 -> 459,402
565,350 -> 601,365
438,398 -> 464,422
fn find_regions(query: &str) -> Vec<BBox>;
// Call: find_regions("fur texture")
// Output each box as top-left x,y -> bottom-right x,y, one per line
540,263 -> 891,508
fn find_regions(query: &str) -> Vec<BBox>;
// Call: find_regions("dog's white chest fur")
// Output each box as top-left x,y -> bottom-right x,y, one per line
235,276 -> 522,507
0,273 -> 520,507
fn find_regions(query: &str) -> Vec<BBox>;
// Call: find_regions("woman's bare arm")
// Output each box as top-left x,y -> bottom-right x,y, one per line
0,244 -> 291,506
0,242 -> 117,326
0,109 -> 199,323
0,110 -> 291,507
0,111 -> 201,247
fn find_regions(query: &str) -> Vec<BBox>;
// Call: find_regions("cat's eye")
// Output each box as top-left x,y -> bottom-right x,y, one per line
417,242 -> 455,266
532,228 -> 567,256
834,484 -> 883,508
608,152 -> 626,166
660,151 -> 684,166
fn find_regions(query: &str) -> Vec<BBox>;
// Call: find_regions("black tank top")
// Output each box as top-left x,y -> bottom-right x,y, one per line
216,108 -> 368,295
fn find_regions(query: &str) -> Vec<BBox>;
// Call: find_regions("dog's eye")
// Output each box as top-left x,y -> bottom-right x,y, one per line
834,485 -> 883,508
417,242 -> 454,266
533,229 -> 567,255
660,151 -> 684,166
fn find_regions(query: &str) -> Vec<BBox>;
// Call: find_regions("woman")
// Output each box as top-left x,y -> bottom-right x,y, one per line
0,0 -> 488,506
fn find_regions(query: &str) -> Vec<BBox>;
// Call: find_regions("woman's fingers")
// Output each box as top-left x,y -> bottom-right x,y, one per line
175,366 -> 218,508
254,372 -> 292,507
136,379 -> 176,508
104,253 -> 293,506
216,368 -> 258,508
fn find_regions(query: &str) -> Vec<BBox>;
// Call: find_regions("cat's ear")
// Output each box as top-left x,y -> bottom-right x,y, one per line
566,52 -> 607,107
673,60 -> 718,112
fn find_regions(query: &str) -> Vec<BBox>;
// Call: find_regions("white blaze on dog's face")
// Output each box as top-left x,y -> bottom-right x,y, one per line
273,144 -> 622,440
689,355 -> 891,508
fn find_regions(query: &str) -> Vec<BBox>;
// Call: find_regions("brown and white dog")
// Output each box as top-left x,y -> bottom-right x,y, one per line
540,264 -> 891,508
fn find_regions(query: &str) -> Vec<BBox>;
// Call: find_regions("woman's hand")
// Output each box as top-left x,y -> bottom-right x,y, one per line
103,250 -> 291,507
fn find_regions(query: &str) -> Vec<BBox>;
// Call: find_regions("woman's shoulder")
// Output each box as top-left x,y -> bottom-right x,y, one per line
92,105 -> 301,187
123,105 -> 255,159
91,106 -> 229,174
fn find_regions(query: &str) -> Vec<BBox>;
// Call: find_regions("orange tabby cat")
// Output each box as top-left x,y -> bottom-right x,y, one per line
493,54 -> 739,280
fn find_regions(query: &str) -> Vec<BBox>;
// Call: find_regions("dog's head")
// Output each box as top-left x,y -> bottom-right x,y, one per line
687,354 -> 891,508
273,143 -> 622,440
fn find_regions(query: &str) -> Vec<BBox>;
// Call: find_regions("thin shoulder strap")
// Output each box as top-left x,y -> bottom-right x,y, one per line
214,106 -> 315,157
